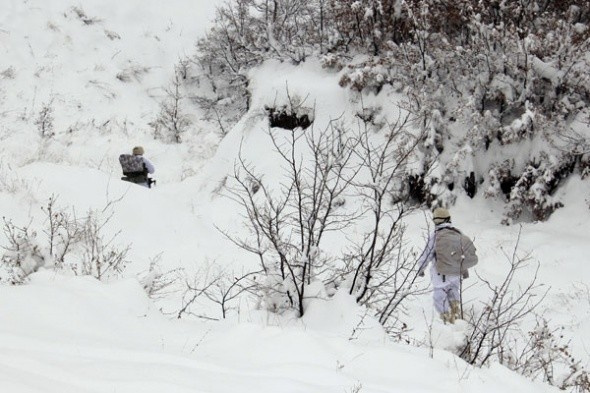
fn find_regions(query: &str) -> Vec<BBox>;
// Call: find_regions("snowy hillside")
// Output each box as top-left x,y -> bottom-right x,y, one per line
1,1 -> 589,392
1,0 -> 221,182
1,272 -> 558,393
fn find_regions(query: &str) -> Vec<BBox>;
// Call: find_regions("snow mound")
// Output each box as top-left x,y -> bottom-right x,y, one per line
0,273 -> 558,393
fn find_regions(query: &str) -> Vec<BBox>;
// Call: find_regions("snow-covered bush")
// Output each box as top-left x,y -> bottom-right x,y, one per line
35,101 -> 55,139
266,105 -> 312,131
115,63 -> 150,83
582,154 -> 590,180
370,1 -> 590,222
458,229 -> 590,391
189,0 -> 325,136
151,69 -> 192,143
1,196 -> 77,284
164,261 -> 260,320
502,155 -> 574,224
225,116 -> 425,321
195,0 -> 590,223
41,195 -> 80,268
0,161 -> 32,195
1,66 -> 16,79
0,219 -> 46,284
459,243 -> 544,367
339,1 -> 590,221
226,123 -> 361,317
68,6 -> 100,25
505,318 -> 590,392
1,197 -> 131,283
328,0 -> 409,55
339,57 -> 398,94
265,91 -> 314,130
136,254 -> 183,308
75,210 -> 130,281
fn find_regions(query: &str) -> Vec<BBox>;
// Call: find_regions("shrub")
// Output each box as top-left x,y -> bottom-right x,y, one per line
151,69 -> 192,143
194,0 -> 590,222
1,197 -> 132,283
224,111 -> 426,321
35,102 -> 55,138
0,219 -> 46,284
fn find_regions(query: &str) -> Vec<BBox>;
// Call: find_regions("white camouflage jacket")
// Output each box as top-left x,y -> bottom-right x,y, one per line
416,222 -> 454,275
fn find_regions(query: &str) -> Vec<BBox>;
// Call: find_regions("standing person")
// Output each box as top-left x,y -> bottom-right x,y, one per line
119,146 -> 156,188
417,208 -> 478,323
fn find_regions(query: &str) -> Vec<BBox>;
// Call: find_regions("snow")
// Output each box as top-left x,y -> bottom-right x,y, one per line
0,1 -> 588,392
0,272 -> 559,393
0,0 -> 221,183
531,56 -> 563,86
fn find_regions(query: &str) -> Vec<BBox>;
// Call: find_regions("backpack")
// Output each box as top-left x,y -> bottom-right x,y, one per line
434,227 -> 478,276
119,154 -> 146,176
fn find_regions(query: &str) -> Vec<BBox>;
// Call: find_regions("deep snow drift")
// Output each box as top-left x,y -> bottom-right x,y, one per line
0,272 -> 558,393
1,1 -> 588,392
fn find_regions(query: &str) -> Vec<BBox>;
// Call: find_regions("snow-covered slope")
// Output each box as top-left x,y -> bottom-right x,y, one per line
1,272 -> 557,393
1,1 -> 588,392
1,0 -> 221,182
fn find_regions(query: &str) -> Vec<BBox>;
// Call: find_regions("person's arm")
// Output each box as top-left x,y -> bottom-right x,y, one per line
142,157 -> 155,174
417,232 -> 435,275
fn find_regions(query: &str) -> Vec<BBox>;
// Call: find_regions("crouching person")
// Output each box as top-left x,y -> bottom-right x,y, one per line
119,146 -> 156,188
417,208 -> 478,324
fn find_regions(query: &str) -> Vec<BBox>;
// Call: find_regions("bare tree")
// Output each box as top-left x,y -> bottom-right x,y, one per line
77,209 -> 130,281
35,101 -> 55,138
502,317 -> 590,392
224,107 -> 427,320
192,0 -> 328,134
152,69 -> 192,143
459,228 -> 548,366
41,195 -> 80,268
226,120 -> 361,316
177,268 -> 220,320
2,197 -> 130,283
1,218 -> 44,284
138,253 -> 182,300
203,268 -> 262,318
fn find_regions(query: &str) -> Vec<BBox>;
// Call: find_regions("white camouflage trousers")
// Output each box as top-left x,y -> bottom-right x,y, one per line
430,267 -> 461,314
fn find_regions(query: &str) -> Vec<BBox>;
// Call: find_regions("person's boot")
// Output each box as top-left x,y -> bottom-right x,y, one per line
448,310 -> 456,324
440,312 -> 455,324
450,301 -> 461,320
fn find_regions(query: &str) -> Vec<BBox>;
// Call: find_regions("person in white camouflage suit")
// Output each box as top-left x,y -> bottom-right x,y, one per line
417,208 -> 466,324
120,146 -> 155,188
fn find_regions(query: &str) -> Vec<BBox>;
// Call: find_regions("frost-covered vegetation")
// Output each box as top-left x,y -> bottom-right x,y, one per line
2,1 -> 590,392
191,0 -> 590,224
1,195 -> 130,284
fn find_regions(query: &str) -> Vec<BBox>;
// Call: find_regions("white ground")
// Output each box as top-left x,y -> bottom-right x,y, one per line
1,1 -> 588,392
